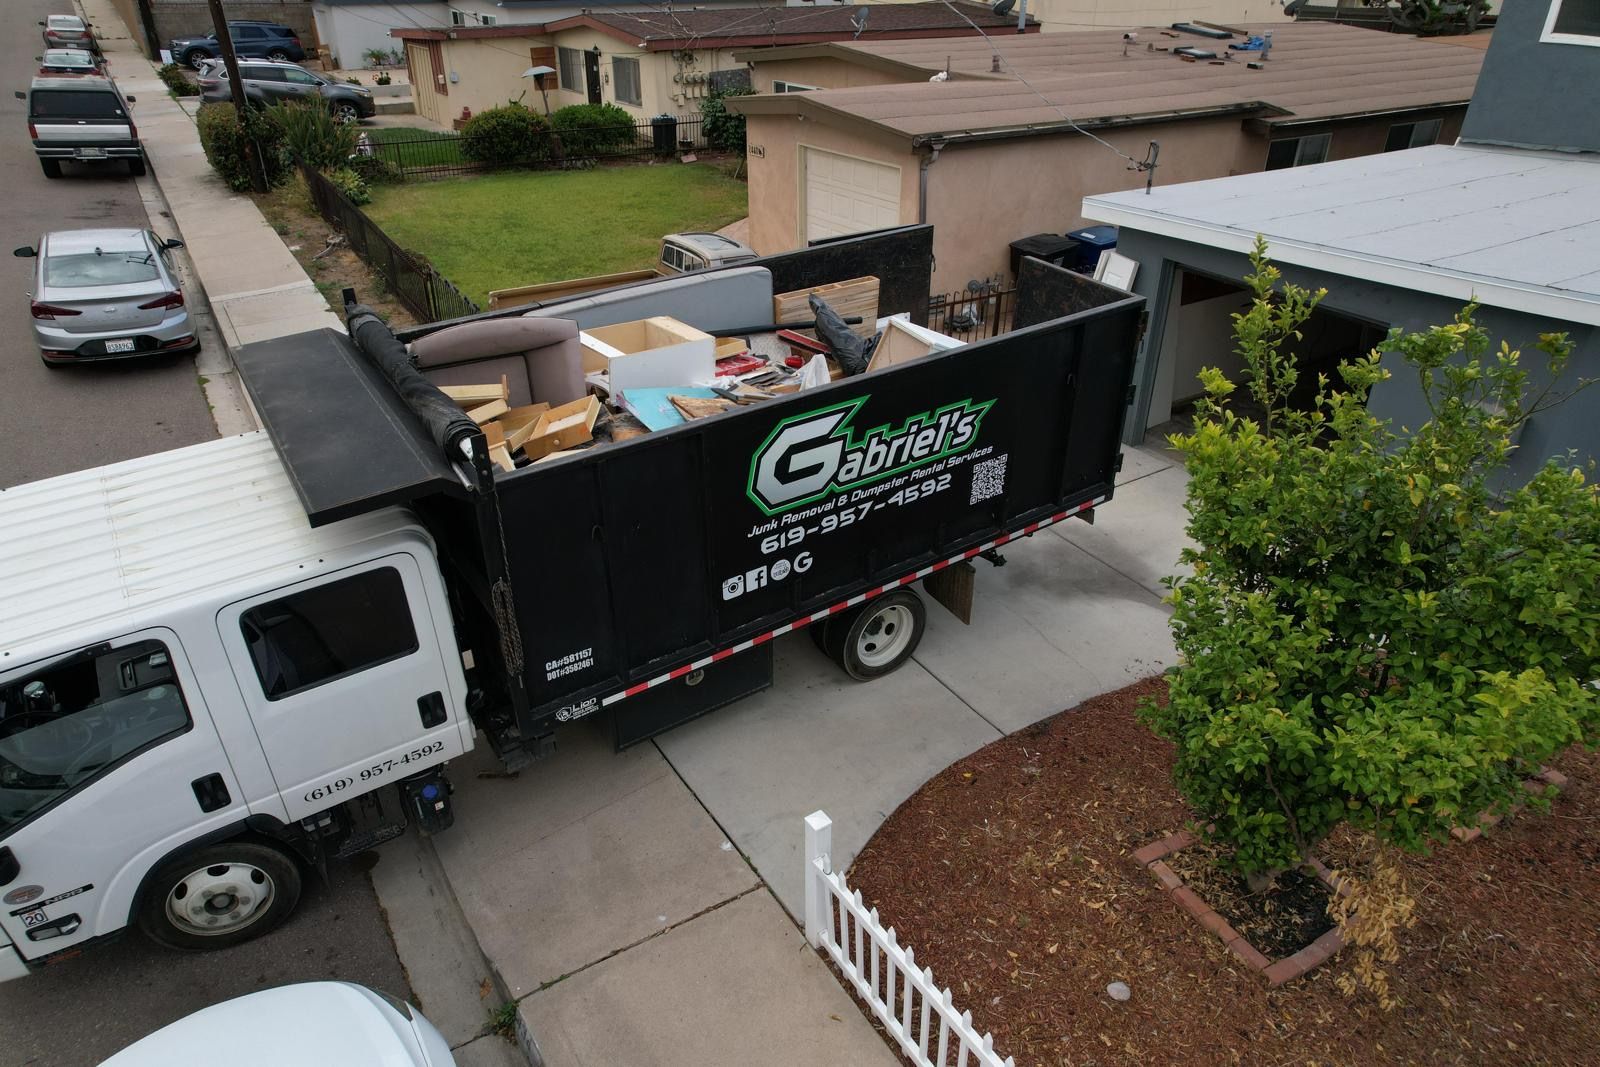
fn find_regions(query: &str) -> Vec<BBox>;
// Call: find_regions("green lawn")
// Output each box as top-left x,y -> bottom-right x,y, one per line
365,165 -> 748,305
363,125 -> 468,168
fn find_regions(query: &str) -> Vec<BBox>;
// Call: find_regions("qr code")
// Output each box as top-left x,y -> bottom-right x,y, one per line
970,454 -> 1008,504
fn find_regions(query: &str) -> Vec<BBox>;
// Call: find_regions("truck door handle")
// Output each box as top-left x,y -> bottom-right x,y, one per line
418,691 -> 447,729
0,846 -> 18,887
26,914 -> 81,942
191,773 -> 231,813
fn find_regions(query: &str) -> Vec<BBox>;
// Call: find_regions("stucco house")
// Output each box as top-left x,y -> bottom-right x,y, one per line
392,3 -> 1036,128
729,22 -> 1483,293
1080,0 -> 1598,477
312,1 -> 449,69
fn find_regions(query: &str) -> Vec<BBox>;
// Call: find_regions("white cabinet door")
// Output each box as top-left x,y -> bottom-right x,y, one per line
0,630 -> 243,958
803,147 -> 902,243
217,554 -> 465,821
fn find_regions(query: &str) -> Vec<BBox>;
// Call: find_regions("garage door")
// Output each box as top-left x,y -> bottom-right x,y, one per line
803,148 -> 902,243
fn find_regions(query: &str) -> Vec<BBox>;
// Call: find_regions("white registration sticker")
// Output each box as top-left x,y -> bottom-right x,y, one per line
18,909 -> 47,928
104,338 -> 135,353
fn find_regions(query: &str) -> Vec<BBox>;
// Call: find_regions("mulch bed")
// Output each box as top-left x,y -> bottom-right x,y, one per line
848,677 -> 1599,1065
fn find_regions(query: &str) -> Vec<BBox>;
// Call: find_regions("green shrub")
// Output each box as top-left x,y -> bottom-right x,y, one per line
1142,237 -> 1600,879
347,153 -> 402,185
270,100 -> 358,171
196,103 -> 288,192
459,104 -> 551,166
325,167 -> 371,205
550,103 -> 636,156
701,87 -> 754,152
157,62 -> 198,97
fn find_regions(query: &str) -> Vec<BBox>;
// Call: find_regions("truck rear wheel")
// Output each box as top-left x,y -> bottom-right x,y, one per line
127,155 -> 146,177
39,158 -> 61,179
137,841 -> 302,951
813,589 -> 926,681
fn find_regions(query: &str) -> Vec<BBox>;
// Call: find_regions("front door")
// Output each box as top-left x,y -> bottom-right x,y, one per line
0,630 -> 244,959
584,49 -> 602,104
217,555 -> 464,822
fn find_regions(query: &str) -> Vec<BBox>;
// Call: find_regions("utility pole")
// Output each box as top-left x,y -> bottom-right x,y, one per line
206,0 -> 267,192
133,0 -> 161,60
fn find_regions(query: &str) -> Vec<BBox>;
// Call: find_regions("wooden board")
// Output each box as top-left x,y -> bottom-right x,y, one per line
488,442 -> 515,473
441,382 -> 508,405
467,398 -> 508,425
670,395 -> 733,421
773,276 -> 879,338
482,421 -> 506,449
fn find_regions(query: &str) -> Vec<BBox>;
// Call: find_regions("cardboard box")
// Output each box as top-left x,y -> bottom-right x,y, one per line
520,395 -> 601,461
580,317 -> 715,396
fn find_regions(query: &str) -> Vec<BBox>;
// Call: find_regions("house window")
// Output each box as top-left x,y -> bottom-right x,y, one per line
449,9 -> 465,27
1264,132 -> 1331,170
1384,118 -> 1443,152
558,46 -> 583,92
1542,0 -> 1600,45
773,80 -> 818,93
479,14 -> 497,26
613,55 -> 642,106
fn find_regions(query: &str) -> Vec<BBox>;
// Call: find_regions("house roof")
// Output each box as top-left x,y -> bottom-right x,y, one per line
544,3 -> 1037,50
732,22 -> 1482,142
1083,144 -> 1600,327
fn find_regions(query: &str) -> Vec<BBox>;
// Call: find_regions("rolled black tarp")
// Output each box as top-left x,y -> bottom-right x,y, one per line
345,302 -> 481,465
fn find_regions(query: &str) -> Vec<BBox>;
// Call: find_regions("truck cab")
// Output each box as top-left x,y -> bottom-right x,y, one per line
657,232 -> 756,275
19,75 -> 145,179
0,434 -> 470,980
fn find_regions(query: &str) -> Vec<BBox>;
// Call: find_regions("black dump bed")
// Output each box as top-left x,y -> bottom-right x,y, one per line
236,228 -> 1144,754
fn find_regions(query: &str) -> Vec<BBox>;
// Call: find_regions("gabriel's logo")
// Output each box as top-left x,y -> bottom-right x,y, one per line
746,395 -> 993,515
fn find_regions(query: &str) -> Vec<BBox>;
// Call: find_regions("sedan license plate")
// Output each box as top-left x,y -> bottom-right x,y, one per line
75,148 -> 107,160
104,338 -> 135,353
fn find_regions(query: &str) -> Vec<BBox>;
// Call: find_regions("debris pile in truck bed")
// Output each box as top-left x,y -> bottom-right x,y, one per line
440,379 -> 600,472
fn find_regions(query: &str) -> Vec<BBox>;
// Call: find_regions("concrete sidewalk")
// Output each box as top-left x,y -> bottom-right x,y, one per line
81,0 -> 342,362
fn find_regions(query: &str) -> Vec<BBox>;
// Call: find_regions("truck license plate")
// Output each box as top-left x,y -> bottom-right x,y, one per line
75,148 -> 106,159
104,338 -> 135,353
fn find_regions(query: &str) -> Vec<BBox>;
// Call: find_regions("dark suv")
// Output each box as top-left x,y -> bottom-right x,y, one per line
198,60 -> 375,123
169,21 -> 305,70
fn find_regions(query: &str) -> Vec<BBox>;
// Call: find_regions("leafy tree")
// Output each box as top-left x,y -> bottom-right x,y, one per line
1143,238 -> 1600,880
701,87 -> 754,152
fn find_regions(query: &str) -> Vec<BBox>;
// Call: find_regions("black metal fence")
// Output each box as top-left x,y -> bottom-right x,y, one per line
928,284 -> 1017,343
300,165 -> 479,323
365,114 -> 711,182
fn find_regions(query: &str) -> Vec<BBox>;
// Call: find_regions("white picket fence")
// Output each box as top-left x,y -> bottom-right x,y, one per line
803,811 -> 1014,1067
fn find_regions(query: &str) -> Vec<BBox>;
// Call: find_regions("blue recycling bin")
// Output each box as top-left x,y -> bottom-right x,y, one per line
1065,226 -> 1118,273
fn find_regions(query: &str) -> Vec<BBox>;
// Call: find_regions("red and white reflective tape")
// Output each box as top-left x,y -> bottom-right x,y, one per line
598,496 -> 1104,708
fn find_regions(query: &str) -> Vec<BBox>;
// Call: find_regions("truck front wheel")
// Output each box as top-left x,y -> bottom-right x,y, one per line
137,841 -> 302,951
813,589 -> 926,681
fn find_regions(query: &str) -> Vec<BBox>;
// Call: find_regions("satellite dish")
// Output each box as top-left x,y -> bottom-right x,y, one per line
992,0 -> 1016,14
851,8 -> 869,37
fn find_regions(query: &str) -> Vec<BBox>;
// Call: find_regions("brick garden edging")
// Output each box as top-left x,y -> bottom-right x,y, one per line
1132,831 -> 1352,987
1451,767 -> 1568,842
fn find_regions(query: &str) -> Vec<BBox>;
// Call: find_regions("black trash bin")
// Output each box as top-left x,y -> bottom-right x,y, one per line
1008,233 -> 1080,278
651,114 -> 678,156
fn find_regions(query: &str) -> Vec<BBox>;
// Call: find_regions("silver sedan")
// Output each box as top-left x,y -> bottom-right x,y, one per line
13,229 -> 199,366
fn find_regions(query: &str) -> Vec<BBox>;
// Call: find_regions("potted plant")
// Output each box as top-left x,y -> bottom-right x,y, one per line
363,47 -> 390,69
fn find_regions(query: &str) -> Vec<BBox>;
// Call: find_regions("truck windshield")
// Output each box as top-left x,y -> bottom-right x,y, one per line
30,91 -> 123,119
0,640 -> 190,836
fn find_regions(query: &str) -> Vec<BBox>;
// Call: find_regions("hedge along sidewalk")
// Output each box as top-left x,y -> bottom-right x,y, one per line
81,0 -> 343,360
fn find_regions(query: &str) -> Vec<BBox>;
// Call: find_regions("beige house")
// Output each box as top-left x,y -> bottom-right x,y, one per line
393,3 -> 1037,127
731,23 -> 1484,293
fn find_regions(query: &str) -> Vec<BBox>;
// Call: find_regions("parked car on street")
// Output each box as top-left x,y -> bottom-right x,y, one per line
40,14 -> 96,53
169,20 -> 305,70
13,229 -> 197,365
17,76 -> 144,178
36,49 -> 103,77
100,983 -> 456,1066
199,59 -> 375,122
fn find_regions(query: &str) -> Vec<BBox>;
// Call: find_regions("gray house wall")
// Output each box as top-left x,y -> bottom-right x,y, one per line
1460,0 -> 1600,152
1115,230 -> 1600,486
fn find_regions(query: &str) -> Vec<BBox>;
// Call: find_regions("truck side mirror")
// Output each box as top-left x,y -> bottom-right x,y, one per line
13,246 -> 37,258
124,94 -> 136,103
161,238 -> 184,250
13,91 -> 24,101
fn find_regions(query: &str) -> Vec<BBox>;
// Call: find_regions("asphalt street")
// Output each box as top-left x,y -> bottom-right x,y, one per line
0,4 -> 414,1061
0,0 -> 213,489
